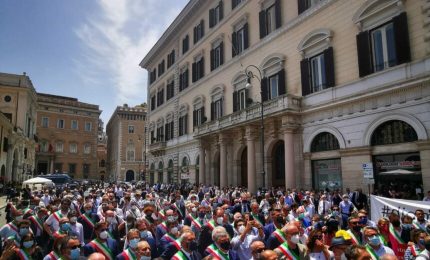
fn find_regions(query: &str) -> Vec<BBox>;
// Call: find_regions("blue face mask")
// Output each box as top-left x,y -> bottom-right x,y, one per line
85,210 -> 92,215
140,231 -> 148,239
61,223 -> 71,231
359,217 -> 368,225
420,239 -> 426,246
403,224 -> 412,229
23,240 -> 34,248
19,227 -> 29,236
129,238 -> 140,249
70,248 -> 80,260
368,236 -> 381,246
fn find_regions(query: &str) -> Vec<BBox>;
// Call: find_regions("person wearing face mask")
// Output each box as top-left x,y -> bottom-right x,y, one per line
363,227 -> 394,258
83,222 -> 120,259
358,210 -> 376,229
126,202 -> 142,220
44,198 -> 72,236
52,217 -> 72,240
105,210 -> 124,243
198,208 -> 234,255
377,217 -> 390,247
413,209 -> 427,232
135,219 -> 157,259
404,229 -> 427,259
135,241 -> 152,260
0,209 -> 24,241
329,236 -> 349,260
274,224 -> 307,259
388,211 -> 409,258
306,229 -> 334,259
231,218 -> 264,259
263,208 -> 285,243
56,235 -> 86,260
232,194 -> 251,215
116,229 -> 140,260
266,212 -> 288,250
29,207 -> 48,247
339,194 -> 354,229
5,232 -> 42,260
346,216 -> 364,246
187,205 -> 206,240
170,230 -> 201,260
68,211 -> 84,246
204,226 -> 238,259
184,203 -> 199,227
171,193 -> 186,222
156,209 -> 175,244
159,219 -> 180,254
78,202 -> 100,244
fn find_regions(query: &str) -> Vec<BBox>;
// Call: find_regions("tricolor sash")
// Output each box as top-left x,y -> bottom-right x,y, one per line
17,249 -> 31,260
23,208 -> 33,216
347,230 -> 361,245
159,210 -> 166,219
159,222 -> 168,231
28,216 -> 43,233
89,239 -> 114,260
189,214 -> 202,229
81,213 -> 96,229
410,244 -> 422,257
278,242 -> 299,260
389,224 -> 405,244
121,248 -> 137,260
52,230 -> 66,239
378,235 -> 388,246
413,221 -> 426,232
163,233 -> 181,250
365,245 -> 378,260
388,224 -> 407,259
47,251 -> 61,260
173,203 -> 184,217
251,213 -> 264,226
52,211 -> 63,222
207,220 -> 216,231
172,250 -> 189,260
273,229 -> 288,244
7,222 -> 18,233
206,244 -> 229,260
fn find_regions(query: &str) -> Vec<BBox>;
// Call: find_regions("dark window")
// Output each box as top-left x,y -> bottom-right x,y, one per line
261,69 -> 286,101
179,115 -> 188,136
150,69 -> 157,84
158,60 -> 165,76
193,107 -> 206,128
179,69 -> 189,91
192,57 -> 205,82
151,130 -> 155,144
83,164 -> 90,177
99,160 -> 105,167
311,132 -> 340,152
232,23 -> 249,57
69,163 -> 76,174
298,0 -> 323,15
156,126 -> 164,142
194,20 -> 205,44
210,99 -> 223,120
209,1 -> 224,28
167,50 -> 175,68
166,81 -> 175,101
151,95 -> 156,111
210,42 -> 224,71
259,0 -> 281,39
165,121 -> 174,141
356,12 -> 411,77
232,0 -> 243,9
157,89 -> 164,106
54,163 -> 63,172
233,88 -> 250,112
2,138 -> 7,152
3,113 -> 12,122
371,120 -> 418,146
182,35 -> 190,54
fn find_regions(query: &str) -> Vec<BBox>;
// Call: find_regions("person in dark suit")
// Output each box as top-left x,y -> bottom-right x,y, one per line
155,209 -> 175,244
159,219 -> 180,255
136,219 -> 158,259
83,221 -> 120,259
249,202 -> 266,226
115,229 -> 139,260
232,196 -> 251,215
263,208 -> 285,244
171,230 -> 202,260
204,226 -> 239,260
78,202 -> 100,243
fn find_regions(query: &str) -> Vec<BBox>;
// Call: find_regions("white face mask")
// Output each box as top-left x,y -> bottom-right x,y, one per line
217,217 -> 224,225
290,234 -> 300,244
238,225 -> 246,234
99,230 -> 108,240
170,227 -> 178,234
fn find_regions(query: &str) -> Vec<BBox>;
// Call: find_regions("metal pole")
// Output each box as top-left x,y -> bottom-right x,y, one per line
260,95 -> 265,188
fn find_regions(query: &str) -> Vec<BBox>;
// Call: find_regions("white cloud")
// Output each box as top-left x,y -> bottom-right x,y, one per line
75,0 -> 186,106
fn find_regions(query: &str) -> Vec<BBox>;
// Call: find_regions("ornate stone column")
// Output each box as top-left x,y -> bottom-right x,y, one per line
219,134 -> 228,188
206,148 -> 212,185
199,145 -> 205,185
246,127 -> 257,194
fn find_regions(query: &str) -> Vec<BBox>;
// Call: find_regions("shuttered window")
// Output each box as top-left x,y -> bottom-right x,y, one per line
259,0 -> 281,39
179,69 -> 189,92
232,23 -> 249,57
211,42 -> 224,71
209,1 -> 224,28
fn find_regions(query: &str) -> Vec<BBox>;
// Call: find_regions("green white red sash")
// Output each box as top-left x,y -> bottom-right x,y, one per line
7,222 -> 18,233
378,235 -> 388,246
89,238 -> 113,260
413,221 -> 426,232
52,230 -> 66,239
278,242 -> 299,260
17,249 -> 31,260
81,213 -> 96,229
389,224 -> 405,244
273,229 -> 287,244
207,244 -> 229,260
347,230 -> 361,245
172,250 -> 188,260
28,215 -> 43,232
52,211 -> 63,222
188,214 -> 202,229
163,233 -> 181,250
251,213 -> 264,226
159,222 -> 168,231
207,219 -> 216,230
365,244 -> 378,260
121,248 -> 137,260
159,210 -> 165,219
173,203 -> 184,217
410,244 -> 422,257
23,208 -> 33,216
48,251 -> 61,260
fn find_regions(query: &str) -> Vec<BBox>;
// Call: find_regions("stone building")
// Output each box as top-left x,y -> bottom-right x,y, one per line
106,104 -> 147,182
0,72 -> 38,182
97,119 -> 107,181
35,93 -> 101,180
140,0 -> 430,194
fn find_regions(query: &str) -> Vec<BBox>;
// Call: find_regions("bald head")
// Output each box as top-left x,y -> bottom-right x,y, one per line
88,252 -> 106,260
380,254 -> 398,260
261,250 -> 278,260
284,224 -> 299,235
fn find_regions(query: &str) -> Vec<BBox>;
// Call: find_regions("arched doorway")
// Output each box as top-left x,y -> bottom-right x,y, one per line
371,120 -> 420,198
125,170 -> 134,182
272,141 -> 285,187
100,171 -> 105,181
240,147 -> 248,187
158,162 -> 164,183
167,160 -> 174,184
149,163 -> 155,185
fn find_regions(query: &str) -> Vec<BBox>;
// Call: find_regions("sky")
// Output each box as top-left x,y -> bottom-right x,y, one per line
0,0 -> 188,125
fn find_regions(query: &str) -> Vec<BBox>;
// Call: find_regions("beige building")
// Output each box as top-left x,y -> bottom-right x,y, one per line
140,0 -> 430,194
0,72 -> 38,182
35,93 -> 101,180
106,104 -> 147,182
97,120 -> 107,181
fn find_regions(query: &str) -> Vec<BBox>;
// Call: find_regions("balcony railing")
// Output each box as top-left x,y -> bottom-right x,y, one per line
149,141 -> 166,156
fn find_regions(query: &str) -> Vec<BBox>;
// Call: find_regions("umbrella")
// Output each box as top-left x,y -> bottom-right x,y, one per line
22,177 -> 53,185
379,169 -> 417,175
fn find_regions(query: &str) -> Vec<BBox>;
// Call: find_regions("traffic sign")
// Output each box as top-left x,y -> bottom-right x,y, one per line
362,163 -> 374,179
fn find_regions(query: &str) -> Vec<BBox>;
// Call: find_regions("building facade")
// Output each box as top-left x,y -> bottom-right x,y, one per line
97,119 -> 107,181
0,72 -> 38,182
35,93 -> 101,180
106,104 -> 147,182
140,0 -> 430,194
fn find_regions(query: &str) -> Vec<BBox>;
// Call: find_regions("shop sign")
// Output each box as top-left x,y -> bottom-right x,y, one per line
362,163 -> 374,179
376,161 -> 421,169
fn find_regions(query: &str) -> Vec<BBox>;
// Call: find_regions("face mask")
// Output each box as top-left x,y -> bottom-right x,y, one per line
70,217 -> 77,223
403,223 -> 412,229
129,238 -> 140,249
368,236 -> 381,246
140,231 -> 149,239
290,234 -> 300,244
107,217 -> 114,223
419,238 -> 425,246
392,220 -> 401,227
192,207 -> 197,213
170,227 -> 178,234
15,215 -> 23,221
23,240 -> 34,248
85,210 -> 92,215
332,211 -> 339,217
206,213 -> 212,219
19,227 -> 29,236
132,206 -> 138,210
188,241 -> 198,251
140,256 -> 151,260
219,241 -> 231,250
217,217 -> 224,225
99,230 -> 108,239
238,225 -> 246,234
359,217 -> 367,225
199,212 -> 205,219
276,216 -> 285,224
298,213 -> 305,219
167,216 -> 176,222
353,226 -> 361,232
70,248 -> 80,260
61,223 -> 70,232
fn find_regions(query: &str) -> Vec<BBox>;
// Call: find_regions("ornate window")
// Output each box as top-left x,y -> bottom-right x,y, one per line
69,143 -> 78,154
210,38 -> 224,71
178,104 -> 189,137
209,1 -> 224,28
311,132 -> 340,152
165,112 -> 174,141
232,15 -> 249,57
83,143 -> 91,154
55,142 -> 64,153
259,0 -> 281,39
260,54 -> 286,101
193,96 -> 206,128
210,86 -> 224,121
371,120 -> 418,146
232,73 -> 250,112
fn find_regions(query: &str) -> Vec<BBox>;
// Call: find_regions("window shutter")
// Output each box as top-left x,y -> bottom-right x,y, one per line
201,107 -> 206,123
200,57 -> 205,78
278,69 -> 286,95
172,50 -> 175,64
184,114 -> 188,134
233,91 -> 238,112
261,77 -> 268,102
185,69 -> 189,87
300,58 -> 311,96
324,47 -> 335,88
259,10 -> 267,39
275,0 -> 282,29
193,110 -> 197,127
232,0 -> 238,9
209,8 -> 214,28
220,42 -> 224,65
179,117 -> 183,136
192,62 -> 197,82
210,49 -> 215,71
201,20 -> 205,36
194,26 -> 197,43
165,124 -> 168,141
298,0 -> 307,14
393,12 -> 411,65
179,73 -> 183,91
219,1 -> 224,21
232,31 -> 237,57
211,102 -> 215,121
220,98 -> 223,117
244,23 -> 249,50
356,31 -> 372,77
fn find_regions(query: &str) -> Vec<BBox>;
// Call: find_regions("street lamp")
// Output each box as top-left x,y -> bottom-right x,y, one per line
244,65 -> 266,189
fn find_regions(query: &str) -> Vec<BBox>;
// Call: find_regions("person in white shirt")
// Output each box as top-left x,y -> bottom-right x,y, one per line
41,191 -> 52,207
68,211 -> 84,246
363,226 -> 395,257
259,193 -> 271,212
423,191 -> 430,202
318,195 -> 332,216
43,198 -> 71,236
231,218 -> 264,260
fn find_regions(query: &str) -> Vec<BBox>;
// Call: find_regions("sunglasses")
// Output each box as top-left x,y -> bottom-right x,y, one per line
70,245 -> 81,250
350,222 -> 359,225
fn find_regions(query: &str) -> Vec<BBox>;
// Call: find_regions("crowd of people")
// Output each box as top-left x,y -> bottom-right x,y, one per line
0,182 -> 429,260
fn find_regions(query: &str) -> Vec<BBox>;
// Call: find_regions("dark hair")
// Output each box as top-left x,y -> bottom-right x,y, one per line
411,229 -> 426,243
58,236 -> 79,253
20,232 -> 35,248
307,229 -> 323,251
344,245 -> 366,260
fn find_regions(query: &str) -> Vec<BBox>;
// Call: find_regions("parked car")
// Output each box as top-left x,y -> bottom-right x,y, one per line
37,173 -> 72,189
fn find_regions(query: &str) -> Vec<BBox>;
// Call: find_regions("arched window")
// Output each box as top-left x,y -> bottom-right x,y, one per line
371,120 -> 417,146
158,161 -> 164,183
168,159 -> 174,183
311,132 -> 340,152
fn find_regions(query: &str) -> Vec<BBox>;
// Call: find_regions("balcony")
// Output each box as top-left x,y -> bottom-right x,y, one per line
149,141 -> 166,156
195,94 -> 301,137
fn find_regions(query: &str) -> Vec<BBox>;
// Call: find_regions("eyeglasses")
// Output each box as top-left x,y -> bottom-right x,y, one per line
70,245 -> 81,250
350,222 -> 359,225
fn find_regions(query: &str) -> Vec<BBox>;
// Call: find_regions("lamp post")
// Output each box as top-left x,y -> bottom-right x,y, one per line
244,65 -> 266,189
